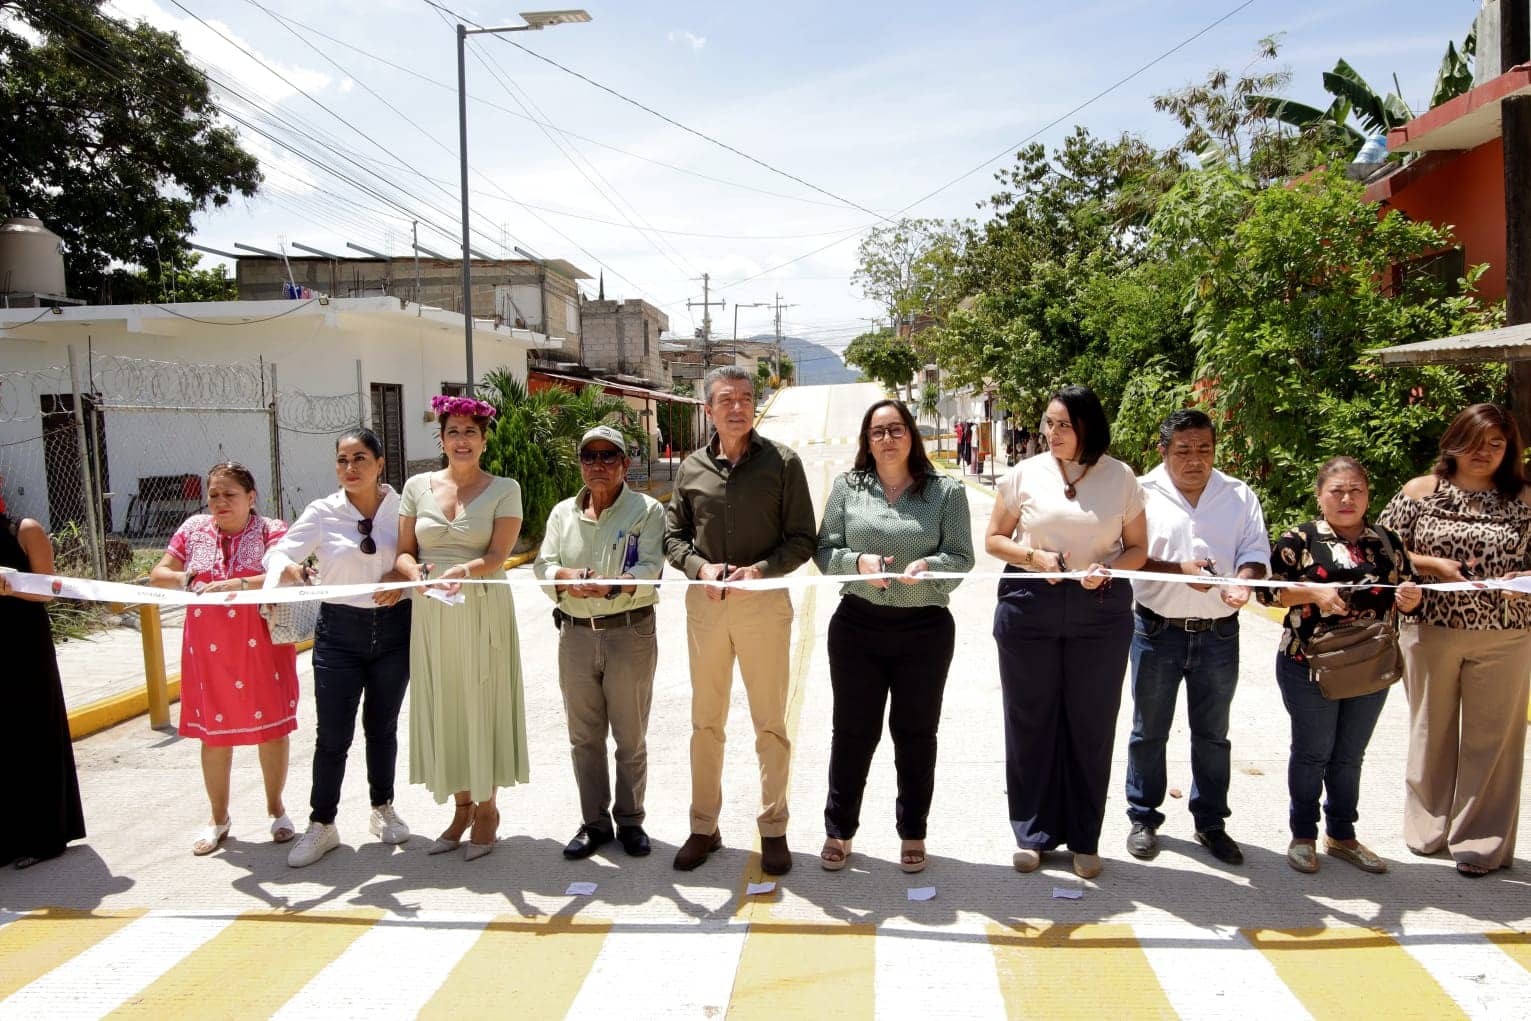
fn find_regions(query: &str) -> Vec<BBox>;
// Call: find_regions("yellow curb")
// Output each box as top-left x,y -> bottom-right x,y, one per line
68,636 -> 314,740
755,387 -> 782,427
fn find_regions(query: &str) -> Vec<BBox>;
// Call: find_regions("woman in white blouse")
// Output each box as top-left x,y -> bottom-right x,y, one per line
264,427 -> 412,867
984,385 -> 1148,880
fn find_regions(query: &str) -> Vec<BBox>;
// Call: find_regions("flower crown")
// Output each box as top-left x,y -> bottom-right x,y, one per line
430,394 -> 497,420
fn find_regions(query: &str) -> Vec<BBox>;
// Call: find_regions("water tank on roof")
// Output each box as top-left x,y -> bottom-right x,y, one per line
0,216 -> 67,298
1355,135 -> 1389,164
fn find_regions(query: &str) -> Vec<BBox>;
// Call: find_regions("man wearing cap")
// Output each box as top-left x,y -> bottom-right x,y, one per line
535,425 -> 667,860
1125,409 -> 1270,867
665,365 -> 816,875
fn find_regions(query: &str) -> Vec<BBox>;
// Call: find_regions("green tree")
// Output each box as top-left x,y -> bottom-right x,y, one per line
852,217 -> 969,327
927,127 -> 1188,436
478,370 -> 635,544
1152,161 -> 1504,528
1,0 -> 262,300
1153,36 -> 1315,184
1249,26 -> 1477,157
843,330 -> 921,393
102,253 -> 237,303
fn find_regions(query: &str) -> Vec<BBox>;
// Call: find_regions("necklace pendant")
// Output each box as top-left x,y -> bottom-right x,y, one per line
1064,484 -> 1077,500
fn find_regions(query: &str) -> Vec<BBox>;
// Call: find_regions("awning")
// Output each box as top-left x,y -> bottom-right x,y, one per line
1387,66 -> 1531,154
530,369 -> 702,404
1371,323 -> 1531,366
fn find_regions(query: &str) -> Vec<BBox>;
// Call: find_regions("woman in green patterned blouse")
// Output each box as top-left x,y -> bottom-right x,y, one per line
813,399 -> 975,874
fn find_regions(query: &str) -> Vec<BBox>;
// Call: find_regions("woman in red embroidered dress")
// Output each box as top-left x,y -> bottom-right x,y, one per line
150,461 -> 300,855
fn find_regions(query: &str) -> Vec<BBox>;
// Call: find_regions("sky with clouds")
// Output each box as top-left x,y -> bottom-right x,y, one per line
93,0 -> 1483,348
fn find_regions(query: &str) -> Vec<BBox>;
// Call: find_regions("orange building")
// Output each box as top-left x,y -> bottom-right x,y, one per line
1364,65 -> 1531,302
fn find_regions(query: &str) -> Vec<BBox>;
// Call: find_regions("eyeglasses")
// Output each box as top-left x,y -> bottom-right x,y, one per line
356,516 -> 376,555
869,425 -> 908,442
579,449 -> 624,466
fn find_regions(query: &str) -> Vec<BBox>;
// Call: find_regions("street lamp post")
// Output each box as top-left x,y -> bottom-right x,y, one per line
732,301 -> 772,376
457,10 -> 591,393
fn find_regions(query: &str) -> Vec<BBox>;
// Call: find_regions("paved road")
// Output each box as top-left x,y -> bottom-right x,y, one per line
3,382 -> 1529,1018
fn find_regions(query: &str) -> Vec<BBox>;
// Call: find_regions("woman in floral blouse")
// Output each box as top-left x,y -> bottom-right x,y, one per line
1259,456 -> 1420,875
1379,403 -> 1531,878
150,461 -> 300,856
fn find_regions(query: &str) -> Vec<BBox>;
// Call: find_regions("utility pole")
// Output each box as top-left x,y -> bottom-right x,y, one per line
412,220 -> 421,305
1502,0 -> 1531,441
772,293 -> 798,386
688,273 -> 725,373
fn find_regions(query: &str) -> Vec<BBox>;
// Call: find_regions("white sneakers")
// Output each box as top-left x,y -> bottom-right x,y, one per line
287,821 -> 340,867
287,806 -> 411,868
369,804 -> 410,845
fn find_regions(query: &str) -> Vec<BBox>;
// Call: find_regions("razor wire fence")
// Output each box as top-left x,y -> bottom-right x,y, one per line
0,349 -> 365,582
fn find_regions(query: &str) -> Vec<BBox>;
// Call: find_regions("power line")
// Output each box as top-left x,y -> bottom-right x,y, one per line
420,0 -> 889,222
459,29 -> 700,286
898,0 -> 1261,213
271,11 -> 860,211
713,0 -> 1262,290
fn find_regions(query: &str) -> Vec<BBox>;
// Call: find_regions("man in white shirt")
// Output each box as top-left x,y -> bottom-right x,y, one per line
1126,410 -> 1269,866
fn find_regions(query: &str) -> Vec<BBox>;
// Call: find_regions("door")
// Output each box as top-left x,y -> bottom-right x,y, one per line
41,392 -> 110,533
369,383 -> 406,491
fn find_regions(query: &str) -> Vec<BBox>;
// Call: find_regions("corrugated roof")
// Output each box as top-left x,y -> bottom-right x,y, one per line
1371,322 -> 1531,365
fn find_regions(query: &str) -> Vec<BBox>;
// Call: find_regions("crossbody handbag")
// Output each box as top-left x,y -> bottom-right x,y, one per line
1301,528 -> 1404,701
257,523 -> 319,645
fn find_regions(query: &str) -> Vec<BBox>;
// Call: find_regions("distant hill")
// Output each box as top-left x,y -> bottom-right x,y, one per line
744,334 -> 860,385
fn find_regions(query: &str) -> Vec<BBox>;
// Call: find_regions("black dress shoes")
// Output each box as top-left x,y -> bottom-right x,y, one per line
1126,822 -> 1159,860
563,824 -> 614,860
1195,828 -> 1244,865
672,830 -> 723,871
617,825 -> 651,857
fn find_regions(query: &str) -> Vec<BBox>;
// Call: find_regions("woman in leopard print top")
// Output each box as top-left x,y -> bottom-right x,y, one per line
1379,403 -> 1531,877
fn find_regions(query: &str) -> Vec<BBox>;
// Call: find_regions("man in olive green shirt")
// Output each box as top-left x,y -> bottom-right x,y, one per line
664,366 -> 816,875
536,426 -> 666,861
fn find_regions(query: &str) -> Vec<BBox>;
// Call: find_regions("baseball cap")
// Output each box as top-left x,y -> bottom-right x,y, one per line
579,425 -> 627,453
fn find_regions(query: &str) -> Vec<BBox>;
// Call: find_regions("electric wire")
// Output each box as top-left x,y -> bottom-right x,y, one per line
419,0 -> 888,221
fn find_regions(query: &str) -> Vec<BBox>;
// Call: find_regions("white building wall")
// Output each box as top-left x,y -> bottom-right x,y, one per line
0,300 -> 533,529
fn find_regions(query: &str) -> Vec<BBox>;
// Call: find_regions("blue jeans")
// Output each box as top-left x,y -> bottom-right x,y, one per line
1273,652 -> 1388,841
1125,609 -> 1240,832
309,601 -> 412,824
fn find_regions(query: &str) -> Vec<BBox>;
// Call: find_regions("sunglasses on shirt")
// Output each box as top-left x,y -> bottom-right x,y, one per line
579,449 -> 624,466
357,516 -> 376,555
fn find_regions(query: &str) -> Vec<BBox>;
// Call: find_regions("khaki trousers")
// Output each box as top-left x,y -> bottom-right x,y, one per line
684,586 -> 794,838
1400,623 -> 1531,870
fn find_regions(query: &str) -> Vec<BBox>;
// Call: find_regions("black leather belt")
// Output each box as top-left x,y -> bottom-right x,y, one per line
1136,605 -> 1228,633
554,605 -> 654,631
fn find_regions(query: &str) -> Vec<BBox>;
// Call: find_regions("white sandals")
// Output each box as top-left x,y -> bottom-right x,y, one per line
193,819 -> 231,856
270,814 -> 296,843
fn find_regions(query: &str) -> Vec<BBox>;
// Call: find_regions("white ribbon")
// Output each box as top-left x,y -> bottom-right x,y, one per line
5,567 -> 1529,607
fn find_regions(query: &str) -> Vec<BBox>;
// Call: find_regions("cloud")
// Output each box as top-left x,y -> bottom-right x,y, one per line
102,0 -> 334,102
667,30 -> 707,51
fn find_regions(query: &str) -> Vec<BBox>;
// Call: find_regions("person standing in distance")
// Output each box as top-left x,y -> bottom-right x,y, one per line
1124,409 -> 1269,866
535,425 -> 666,861
665,366 -> 816,875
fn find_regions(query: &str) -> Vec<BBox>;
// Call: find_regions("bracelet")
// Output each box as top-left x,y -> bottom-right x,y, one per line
1021,547 -> 1033,568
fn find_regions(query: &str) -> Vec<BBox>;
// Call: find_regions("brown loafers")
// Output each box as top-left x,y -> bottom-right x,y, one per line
672,830 -> 723,871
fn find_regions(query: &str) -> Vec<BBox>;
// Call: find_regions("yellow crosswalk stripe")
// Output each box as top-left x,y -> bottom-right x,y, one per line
1244,927 -> 1467,1021
987,922 -> 1178,1020
729,921 -> 877,1020
0,909 -> 145,1000
418,915 -> 610,1019
106,909 -> 382,1018
1485,930 -> 1531,974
